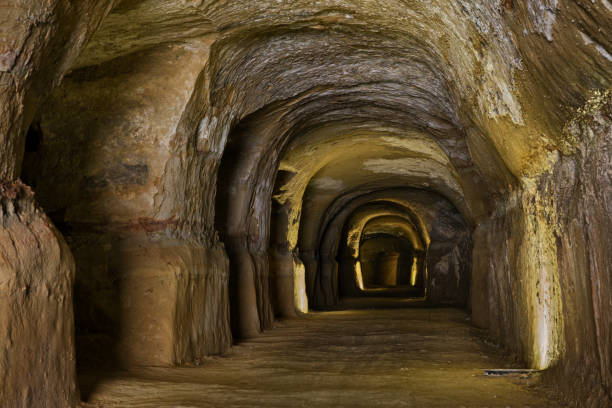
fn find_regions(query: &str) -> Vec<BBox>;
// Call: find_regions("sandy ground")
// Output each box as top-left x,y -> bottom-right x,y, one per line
80,302 -> 564,407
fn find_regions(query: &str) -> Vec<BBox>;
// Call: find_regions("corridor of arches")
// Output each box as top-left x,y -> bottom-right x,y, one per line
0,1 -> 610,407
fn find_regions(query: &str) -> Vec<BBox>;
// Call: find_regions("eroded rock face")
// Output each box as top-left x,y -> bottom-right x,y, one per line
0,182 -> 77,407
544,94 -> 611,407
425,204 -> 472,306
20,38 -> 232,368
0,0 -> 610,407
472,93 -> 611,407
0,0 -> 116,179
113,237 -> 231,366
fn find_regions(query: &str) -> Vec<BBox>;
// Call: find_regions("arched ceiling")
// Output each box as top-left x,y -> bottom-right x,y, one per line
274,125 -> 469,250
61,1 -> 610,259
361,216 -> 425,251
340,202 -> 425,257
2,0 -> 608,397
69,0 -> 596,185
316,189 -> 466,261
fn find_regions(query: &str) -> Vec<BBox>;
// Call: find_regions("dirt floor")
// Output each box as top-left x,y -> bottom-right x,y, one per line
80,301 -> 565,407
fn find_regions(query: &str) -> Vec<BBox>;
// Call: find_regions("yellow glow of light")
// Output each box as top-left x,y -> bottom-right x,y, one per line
355,261 -> 365,290
410,257 -> 418,286
293,257 -> 309,313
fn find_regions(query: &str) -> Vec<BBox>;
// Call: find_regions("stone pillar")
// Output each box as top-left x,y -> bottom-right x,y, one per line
226,244 -> 261,338
300,250 -> 318,303
376,253 -> 399,286
412,252 -> 426,288
270,248 -> 298,318
113,237 -> 232,366
0,182 -> 78,407
292,255 -> 309,313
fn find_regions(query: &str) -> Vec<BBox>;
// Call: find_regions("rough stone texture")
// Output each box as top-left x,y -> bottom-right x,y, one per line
313,190 -> 471,308
0,182 -> 77,407
64,232 -> 231,369
0,0 -> 610,406
0,0 -> 116,179
471,94 -> 611,406
20,38 -> 232,368
471,190 -> 564,371
543,93 -> 611,407
425,212 -> 472,307
80,306 -> 565,407
113,237 -> 231,367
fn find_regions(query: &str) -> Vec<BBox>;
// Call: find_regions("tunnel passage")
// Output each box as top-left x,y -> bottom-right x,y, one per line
358,222 -> 425,291
0,1 -> 610,408
360,234 -> 420,288
309,190 -> 471,308
336,204 -> 430,299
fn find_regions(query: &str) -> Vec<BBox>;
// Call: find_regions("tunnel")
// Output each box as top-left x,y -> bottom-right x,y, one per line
0,1 -> 610,407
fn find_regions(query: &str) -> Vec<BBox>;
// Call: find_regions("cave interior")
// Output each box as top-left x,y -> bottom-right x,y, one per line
0,1 -> 610,407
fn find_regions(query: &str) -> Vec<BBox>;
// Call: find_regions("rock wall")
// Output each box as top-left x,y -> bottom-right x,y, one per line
0,182 -> 77,407
544,93 -> 611,407
64,231 -> 231,368
20,38 -> 233,368
0,1 -> 609,407
425,203 -> 472,307
113,237 -> 231,366
0,0 -> 115,179
472,186 -> 563,370
472,93 -> 611,407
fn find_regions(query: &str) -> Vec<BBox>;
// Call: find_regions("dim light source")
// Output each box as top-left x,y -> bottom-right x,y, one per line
410,256 -> 418,286
355,261 -> 365,290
